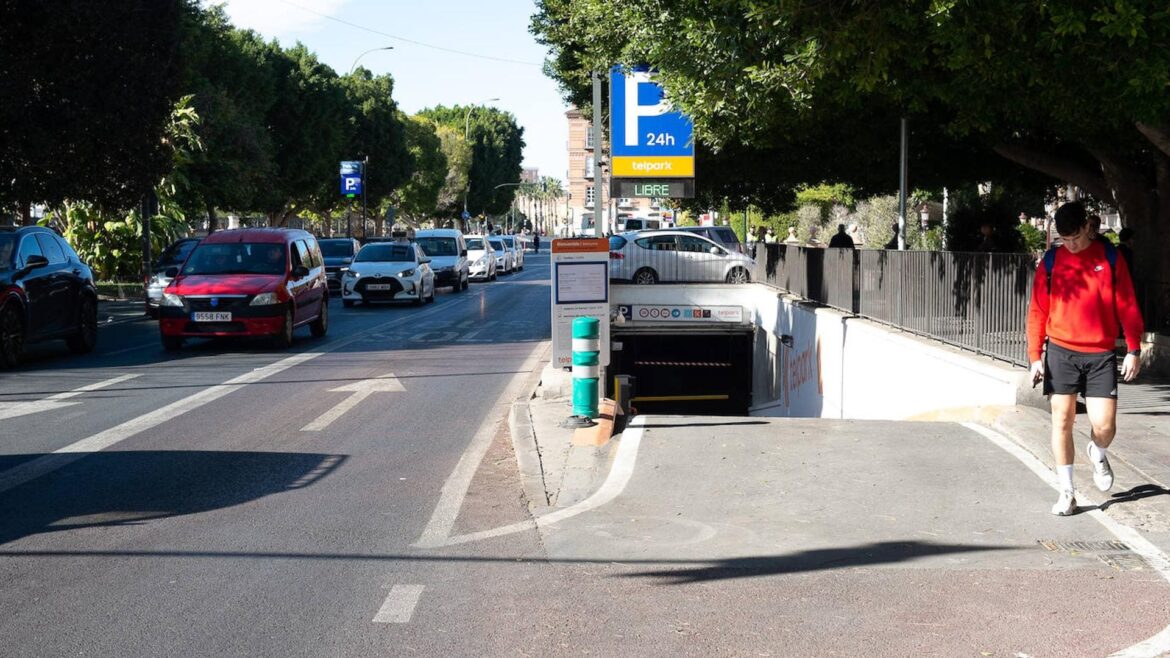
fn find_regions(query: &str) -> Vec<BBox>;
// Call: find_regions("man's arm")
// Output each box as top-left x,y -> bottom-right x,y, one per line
1026,263 -> 1050,364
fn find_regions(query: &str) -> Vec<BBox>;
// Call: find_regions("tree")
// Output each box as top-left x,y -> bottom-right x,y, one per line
340,69 -> 411,230
433,124 -> 473,225
532,0 -> 1170,329
417,105 -> 526,218
396,115 -> 447,226
0,0 -> 185,220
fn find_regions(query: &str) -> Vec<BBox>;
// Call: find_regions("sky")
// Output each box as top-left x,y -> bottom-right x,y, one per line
216,0 -> 569,181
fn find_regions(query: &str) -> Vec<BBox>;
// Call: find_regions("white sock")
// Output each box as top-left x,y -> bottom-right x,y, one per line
1089,441 -> 1107,463
1057,465 -> 1075,492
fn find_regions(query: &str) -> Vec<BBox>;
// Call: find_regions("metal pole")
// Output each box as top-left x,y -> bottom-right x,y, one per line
141,190 -> 157,310
592,71 -> 604,237
898,117 -> 908,250
362,155 -> 369,238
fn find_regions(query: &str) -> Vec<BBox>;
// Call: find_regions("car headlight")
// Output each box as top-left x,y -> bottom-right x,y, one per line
161,293 -> 184,307
397,269 -> 416,278
344,271 -> 359,279
251,292 -> 280,305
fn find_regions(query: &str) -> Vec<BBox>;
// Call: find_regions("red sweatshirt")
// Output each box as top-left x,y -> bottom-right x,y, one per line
1026,240 -> 1144,362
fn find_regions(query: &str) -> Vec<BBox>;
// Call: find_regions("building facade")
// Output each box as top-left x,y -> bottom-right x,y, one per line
565,107 -> 666,237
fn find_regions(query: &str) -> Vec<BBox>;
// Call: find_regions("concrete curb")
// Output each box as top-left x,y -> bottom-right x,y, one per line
509,400 -> 550,507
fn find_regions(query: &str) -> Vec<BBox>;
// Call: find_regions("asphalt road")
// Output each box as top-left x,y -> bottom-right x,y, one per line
0,254 -> 553,657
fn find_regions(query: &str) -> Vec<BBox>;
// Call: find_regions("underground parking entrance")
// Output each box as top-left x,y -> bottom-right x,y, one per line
606,327 -> 754,416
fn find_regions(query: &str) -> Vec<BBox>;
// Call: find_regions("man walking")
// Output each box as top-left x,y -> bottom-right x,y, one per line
1026,201 -> 1144,515
828,223 -> 855,249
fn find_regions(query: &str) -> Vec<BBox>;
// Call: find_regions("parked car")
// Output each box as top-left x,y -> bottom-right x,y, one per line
415,229 -> 469,291
488,237 -> 514,274
341,241 -> 434,307
157,228 -> 328,351
318,237 -> 361,295
0,226 -> 99,367
465,235 -> 497,281
608,230 -> 754,284
621,218 -> 667,232
146,237 -> 201,317
676,225 -> 744,254
499,235 -> 524,271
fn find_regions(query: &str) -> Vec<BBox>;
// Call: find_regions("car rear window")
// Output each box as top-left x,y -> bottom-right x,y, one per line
466,238 -> 485,250
356,244 -> 415,263
318,240 -> 355,258
489,240 -> 505,251
416,237 -> 458,257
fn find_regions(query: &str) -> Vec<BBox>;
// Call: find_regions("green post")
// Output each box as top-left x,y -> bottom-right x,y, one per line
571,316 -> 600,418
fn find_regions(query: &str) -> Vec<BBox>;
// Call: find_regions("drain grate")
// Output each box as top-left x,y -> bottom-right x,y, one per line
1037,539 -> 1149,571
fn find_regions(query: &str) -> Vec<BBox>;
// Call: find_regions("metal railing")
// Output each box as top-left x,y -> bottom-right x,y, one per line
746,243 -> 1035,366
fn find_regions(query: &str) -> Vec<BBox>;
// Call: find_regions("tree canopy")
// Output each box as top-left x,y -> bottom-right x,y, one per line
418,105 -> 526,217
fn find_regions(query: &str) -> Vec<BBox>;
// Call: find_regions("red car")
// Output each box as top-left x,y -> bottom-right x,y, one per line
157,228 -> 328,351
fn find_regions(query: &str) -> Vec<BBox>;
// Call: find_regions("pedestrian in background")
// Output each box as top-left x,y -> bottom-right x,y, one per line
533,232 -> 540,254
884,222 -> 900,250
1026,201 -> 1144,516
976,221 -> 999,252
828,223 -> 855,249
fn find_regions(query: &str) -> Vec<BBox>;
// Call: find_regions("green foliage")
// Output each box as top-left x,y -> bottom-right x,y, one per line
44,200 -> 187,281
0,0 -> 184,215
397,116 -> 447,222
341,71 -> 411,212
433,123 -> 473,218
944,189 -> 1028,253
417,105 -> 526,216
1016,222 -> 1047,253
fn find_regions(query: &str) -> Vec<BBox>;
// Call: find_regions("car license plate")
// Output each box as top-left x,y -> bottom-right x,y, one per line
192,312 -> 232,322
366,283 -> 392,291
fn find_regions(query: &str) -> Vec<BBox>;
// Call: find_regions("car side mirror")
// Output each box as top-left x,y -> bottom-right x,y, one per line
710,246 -> 722,255
164,267 -> 179,278
419,257 -> 431,265
16,254 -> 49,277
461,249 -> 467,257
292,265 -> 310,278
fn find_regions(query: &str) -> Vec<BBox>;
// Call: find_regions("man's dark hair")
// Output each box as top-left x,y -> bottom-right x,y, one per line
1119,227 -> 1135,242
1054,201 -> 1088,237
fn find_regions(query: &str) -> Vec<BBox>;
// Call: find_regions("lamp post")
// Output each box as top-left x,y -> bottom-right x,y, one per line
349,46 -> 393,75
462,98 -> 500,230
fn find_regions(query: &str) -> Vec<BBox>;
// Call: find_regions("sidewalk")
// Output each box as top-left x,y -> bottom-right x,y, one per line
97,299 -> 148,327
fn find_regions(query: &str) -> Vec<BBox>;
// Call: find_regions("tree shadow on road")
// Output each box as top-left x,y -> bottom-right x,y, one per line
621,540 -> 1013,584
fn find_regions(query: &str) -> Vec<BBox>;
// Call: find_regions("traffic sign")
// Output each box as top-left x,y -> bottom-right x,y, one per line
340,160 -> 363,197
609,66 -> 695,178
461,210 -> 471,221
610,178 -> 694,198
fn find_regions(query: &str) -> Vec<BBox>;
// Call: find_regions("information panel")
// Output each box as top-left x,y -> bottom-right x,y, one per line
551,238 -> 611,368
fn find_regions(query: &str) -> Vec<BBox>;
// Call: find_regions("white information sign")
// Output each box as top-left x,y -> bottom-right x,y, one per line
616,304 -> 745,323
551,239 -> 611,368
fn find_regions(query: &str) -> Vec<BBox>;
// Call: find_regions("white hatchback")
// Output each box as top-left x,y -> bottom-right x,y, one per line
609,230 -> 754,284
341,241 -> 435,306
464,235 -> 497,281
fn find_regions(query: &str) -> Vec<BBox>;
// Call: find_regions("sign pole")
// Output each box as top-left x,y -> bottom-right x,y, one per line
362,155 -> 369,239
592,71 -> 604,237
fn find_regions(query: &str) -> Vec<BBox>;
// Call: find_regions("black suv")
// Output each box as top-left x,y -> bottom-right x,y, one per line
0,226 -> 98,367
318,237 -> 360,294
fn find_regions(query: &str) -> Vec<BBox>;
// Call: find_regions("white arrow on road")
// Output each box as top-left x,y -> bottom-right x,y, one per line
300,373 -> 405,432
0,373 -> 139,422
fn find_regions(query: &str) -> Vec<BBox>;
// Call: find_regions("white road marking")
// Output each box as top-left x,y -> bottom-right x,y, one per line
0,293 -> 486,494
0,373 -> 139,421
428,417 -> 646,548
413,340 -> 549,549
373,584 -> 425,623
962,422 -> 1170,658
301,372 -> 405,431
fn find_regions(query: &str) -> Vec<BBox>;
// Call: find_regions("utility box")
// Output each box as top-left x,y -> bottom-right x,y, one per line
614,374 -> 637,415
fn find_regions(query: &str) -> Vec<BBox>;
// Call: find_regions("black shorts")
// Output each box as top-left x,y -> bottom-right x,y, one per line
1043,342 -> 1117,398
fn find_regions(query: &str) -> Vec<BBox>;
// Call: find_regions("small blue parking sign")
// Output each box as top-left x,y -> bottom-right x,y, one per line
340,160 -> 363,197
461,210 -> 471,221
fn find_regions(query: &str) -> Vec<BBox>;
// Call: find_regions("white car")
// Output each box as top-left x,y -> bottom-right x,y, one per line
415,229 -> 470,291
341,241 -> 435,306
465,235 -> 497,281
499,235 -> 524,271
608,230 -> 754,284
488,237 -> 514,274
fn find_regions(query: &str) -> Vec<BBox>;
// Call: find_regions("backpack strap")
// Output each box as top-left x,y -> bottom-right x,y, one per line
1043,247 -> 1058,294
1045,241 -> 1117,294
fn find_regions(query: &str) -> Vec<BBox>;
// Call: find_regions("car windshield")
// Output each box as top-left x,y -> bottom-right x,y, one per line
0,234 -> 15,271
466,238 -> 486,250
182,242 -> 286,275
416,237 -> 458,257
318,240 -> 354,258
157,240 -> 198,268
356,244 -> 415,263
489,241 -> 505,251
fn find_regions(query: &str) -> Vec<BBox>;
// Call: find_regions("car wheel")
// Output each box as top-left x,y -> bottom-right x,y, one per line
275,306 -> 295,348
310,298 -> 328,337
342,299 -> 355,308
65,295 -> 99,354
161,334 -> 183,352
0,305 -> 25,368
633,268 -> 659,285
725,267 -> 750,284
461,274 -> 469,291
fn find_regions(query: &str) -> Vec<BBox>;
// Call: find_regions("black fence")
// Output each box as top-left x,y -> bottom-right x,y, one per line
747,243 -> 1036,366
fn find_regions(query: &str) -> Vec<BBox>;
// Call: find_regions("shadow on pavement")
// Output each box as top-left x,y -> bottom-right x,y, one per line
0,450 -> 346,546
621,541 -> 1014,584
637,420 -> 771,429
1096,484 -> 1170,512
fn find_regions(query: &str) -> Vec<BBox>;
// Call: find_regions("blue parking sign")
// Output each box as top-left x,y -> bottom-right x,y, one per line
340,173 -> 362,196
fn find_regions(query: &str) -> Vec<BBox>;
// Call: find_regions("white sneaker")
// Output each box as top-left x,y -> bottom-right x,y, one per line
1051,489 -> 1077,516
1087,441 -> 1114,492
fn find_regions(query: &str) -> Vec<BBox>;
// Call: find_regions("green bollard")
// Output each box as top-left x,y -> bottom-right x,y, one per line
571,316 -> 600,418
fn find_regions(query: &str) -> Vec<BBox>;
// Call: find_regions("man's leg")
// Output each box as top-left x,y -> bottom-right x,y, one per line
1085,396 -> 1117,491
1050,393 -> 1078,466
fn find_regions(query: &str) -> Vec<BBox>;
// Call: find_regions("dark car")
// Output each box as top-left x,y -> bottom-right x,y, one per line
318,237 -> 360,295
0,226 -> 99,368
676,225 -> 744,254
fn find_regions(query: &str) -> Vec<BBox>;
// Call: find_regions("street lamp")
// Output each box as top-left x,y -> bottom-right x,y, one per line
349,46 -> 394,75
463,98 -> 500,229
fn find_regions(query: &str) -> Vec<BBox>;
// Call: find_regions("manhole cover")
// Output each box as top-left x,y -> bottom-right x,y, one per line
1037,539 -> 1149,571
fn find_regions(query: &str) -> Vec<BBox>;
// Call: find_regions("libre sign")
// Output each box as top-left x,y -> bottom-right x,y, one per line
609,66 -> 695,179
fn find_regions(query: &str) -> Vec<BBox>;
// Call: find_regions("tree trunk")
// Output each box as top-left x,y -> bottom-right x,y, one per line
207,203 -> 219,234
18,200 -> 33,226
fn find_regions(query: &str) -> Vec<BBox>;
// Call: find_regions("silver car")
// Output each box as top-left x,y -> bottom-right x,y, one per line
146,237 -> 200,317
608,230 -> 754,284
488,237 -> 515,274
499,235 -> 524,271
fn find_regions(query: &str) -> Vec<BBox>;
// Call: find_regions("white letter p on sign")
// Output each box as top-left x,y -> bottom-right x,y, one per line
624,71 -> 670,147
